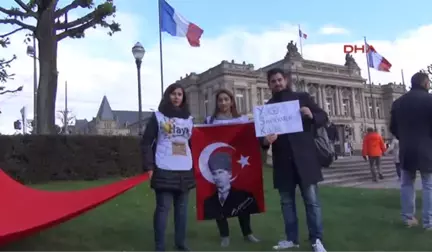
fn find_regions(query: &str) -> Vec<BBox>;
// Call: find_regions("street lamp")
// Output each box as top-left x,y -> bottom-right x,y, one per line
132,42 -> 145,135
26,35 -> 38,134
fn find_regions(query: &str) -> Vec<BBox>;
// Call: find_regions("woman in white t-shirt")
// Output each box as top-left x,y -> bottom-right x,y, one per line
204,89 -> 259,247
141,83 -> 195,251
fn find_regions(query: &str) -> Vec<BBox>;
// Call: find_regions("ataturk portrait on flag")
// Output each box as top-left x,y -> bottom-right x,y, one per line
191,122 -> 265,221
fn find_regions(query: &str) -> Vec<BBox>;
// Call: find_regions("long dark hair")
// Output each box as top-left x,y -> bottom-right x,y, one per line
210,89 -> 240,121
158,83 -> 190,119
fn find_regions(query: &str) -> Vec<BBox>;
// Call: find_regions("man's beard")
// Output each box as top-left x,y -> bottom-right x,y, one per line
272,85 -> 291,94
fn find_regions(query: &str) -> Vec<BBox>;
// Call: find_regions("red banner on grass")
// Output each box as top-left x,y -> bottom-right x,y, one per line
192,122 -> 265,221
0,170 -> 150,247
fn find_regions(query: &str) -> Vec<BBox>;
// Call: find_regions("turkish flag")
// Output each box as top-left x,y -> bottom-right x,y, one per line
192,122 -> 265,221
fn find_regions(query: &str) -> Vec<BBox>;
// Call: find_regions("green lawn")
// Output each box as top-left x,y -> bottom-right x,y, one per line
3,169 -> 432,251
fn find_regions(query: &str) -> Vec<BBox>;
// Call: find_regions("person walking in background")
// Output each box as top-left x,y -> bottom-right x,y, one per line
325,122 -> 339,160
385,138 -> 401,180
141,83 -> 195,251
203,89 -> 260,247
390,72 -> 432,229
362,127 -> 386,182
260,68 -> 328,252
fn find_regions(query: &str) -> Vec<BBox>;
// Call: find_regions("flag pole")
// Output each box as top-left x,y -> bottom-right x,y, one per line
298,24 -> 303,57
158,0 -> 165,98
364,36 -> 377,131
401,69 -> 405,85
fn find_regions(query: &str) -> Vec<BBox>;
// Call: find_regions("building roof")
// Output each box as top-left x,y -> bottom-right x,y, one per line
112,110 -> 152,126
73,96 -> 153,131
96,96 -> 115,120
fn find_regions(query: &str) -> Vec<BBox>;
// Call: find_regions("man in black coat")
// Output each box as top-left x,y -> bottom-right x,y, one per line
260,68 -> 328,252
390,72 -> 432,229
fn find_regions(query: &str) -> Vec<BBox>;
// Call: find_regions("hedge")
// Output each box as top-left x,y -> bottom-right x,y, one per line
0,135 -> 143,184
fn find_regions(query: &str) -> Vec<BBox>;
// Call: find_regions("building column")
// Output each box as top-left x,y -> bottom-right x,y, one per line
350,88 -> 357,118
361,90 -> 368,119
334,87 -> 340,115
250,83 -> 258,109
319,85 -> 325,109
245,86 -> 251,113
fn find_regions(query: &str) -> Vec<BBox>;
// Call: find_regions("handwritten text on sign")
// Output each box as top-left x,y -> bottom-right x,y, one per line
253,100 -> 304,137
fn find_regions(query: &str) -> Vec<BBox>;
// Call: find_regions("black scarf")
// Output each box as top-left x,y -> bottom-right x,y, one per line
158,100 -> 190,119
272,87 -> 293,102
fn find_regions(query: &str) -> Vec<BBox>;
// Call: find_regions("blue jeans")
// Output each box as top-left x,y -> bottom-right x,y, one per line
400,169 -> 432,228
154,190 -> 189,251
279,184 -> 323,244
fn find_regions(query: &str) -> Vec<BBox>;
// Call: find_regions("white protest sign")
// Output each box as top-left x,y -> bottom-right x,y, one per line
253,100 -> 304,137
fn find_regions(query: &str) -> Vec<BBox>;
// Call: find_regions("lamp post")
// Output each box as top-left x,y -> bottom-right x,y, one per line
26,35 -> 37,134
132,42 -> 145,135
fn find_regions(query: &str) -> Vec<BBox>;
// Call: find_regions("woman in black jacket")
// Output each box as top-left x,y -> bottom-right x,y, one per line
141,83 -> 195,251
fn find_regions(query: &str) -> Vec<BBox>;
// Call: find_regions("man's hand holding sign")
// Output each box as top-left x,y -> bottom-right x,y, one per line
300,106 -> 313,119
261,105 -> 312,144
253,100 -> 305,139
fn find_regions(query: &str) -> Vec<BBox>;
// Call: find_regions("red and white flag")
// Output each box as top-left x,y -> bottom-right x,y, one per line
191,122 -> 265,221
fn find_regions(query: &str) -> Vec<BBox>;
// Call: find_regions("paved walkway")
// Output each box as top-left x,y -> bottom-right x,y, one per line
353,176 -> 422,190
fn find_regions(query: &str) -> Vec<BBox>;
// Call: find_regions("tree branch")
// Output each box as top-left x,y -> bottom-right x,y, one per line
0,6 -> 25,17
56,18 -> 99,41
0,27 -> 25,38
56,11 -> 94,30
14,0 -> 34,14
55,1 -> 119,40
0,18 -> 36,31
1,56 -> 16,65
0,86 -> 22,95
55,0 -> 84,18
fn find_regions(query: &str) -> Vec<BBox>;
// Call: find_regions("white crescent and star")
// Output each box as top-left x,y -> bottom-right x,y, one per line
198,142 -> 250,184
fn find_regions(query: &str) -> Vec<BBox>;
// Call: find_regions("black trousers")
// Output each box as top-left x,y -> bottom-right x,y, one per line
395,162 -> 401,178
216,214 -> 252,237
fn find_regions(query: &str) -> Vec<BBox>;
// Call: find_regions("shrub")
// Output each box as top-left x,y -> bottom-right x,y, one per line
0,135 -> 143,184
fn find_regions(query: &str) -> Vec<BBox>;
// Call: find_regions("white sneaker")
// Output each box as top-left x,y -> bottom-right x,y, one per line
312,239 -> 327,252
272,240 -> 299,250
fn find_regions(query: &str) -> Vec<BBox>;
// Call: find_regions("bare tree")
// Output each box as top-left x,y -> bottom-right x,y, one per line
26,119 -> 61,134
57,109 -> 75,134
0,0 -> 120,134
0,37 -> 22,94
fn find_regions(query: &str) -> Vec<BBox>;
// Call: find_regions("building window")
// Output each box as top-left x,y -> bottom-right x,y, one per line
204,93 -> 209,117
376,101 -> 382,119
235,89 -> 246,114
263,88 -> 270,104
326,98 -> 334,116
257,88 -> 262,105
310,95 -> 316,103
381,127 -> 385,138
342,99 -> 350,116
257,88 -> 264,105
256,87 -> 269,105
368,100 -> 373,118
104,121 -> 111,129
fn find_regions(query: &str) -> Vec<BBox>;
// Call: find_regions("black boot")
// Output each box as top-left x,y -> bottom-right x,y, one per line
175,245 -> 190,251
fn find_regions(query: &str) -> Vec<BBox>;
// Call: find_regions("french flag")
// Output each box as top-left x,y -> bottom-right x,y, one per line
366,43 -> 392,72
299,29 -> 307,39
159,0 -> 204,47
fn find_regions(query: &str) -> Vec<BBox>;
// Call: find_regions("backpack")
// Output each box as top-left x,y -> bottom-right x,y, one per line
314,126 -> 335,168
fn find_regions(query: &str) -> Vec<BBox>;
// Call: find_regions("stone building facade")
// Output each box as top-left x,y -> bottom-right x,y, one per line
174,41 -> 406,151
72,96 -> 152,136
